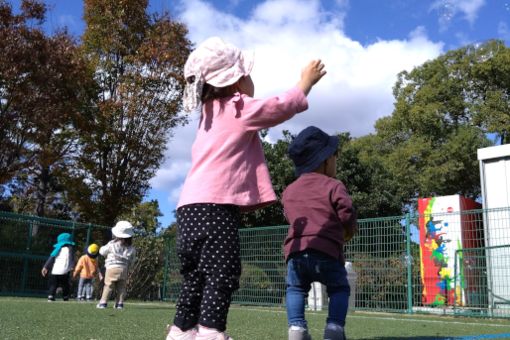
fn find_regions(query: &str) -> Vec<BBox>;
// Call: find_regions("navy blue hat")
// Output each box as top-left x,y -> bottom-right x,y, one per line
288,126 -> 339,176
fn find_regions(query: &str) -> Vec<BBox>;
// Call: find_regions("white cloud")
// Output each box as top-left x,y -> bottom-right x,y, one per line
498,22 -> 510,42
152,0 -> 444,212
457,0 -> 485,23
169,184 -> 184,204
430,0 -> 485,30
149,119 -> 196,190
334,0 -> 349,9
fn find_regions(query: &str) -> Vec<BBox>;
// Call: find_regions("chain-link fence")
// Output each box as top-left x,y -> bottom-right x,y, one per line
0,211 -> 107,297
3,208 -> 509,319
163,208 -> 510,319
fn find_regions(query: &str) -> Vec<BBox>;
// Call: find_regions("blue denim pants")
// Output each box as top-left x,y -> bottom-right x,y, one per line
286,250 -> 350,328
77,277 -> 94,299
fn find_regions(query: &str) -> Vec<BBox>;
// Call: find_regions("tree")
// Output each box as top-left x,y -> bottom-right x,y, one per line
339,133 -> 404,218
378,41 -> 500,205
0,0 -> 43,184
469,40 -> 510,144
0,0 -> 95,218
119,200 -> 165,299
241,130 -> 295,227
120,199 -> 162,235
69,0 -> 192,225
388,41 -> 509,144
242,129 -> 405,227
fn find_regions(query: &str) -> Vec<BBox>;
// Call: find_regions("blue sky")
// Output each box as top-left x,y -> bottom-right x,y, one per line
27,0 -> 510,47
9,0 -> 510,228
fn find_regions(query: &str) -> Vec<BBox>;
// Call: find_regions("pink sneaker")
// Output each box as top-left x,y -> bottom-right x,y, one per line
166,325 -> 197,340
195,326 -> 233,340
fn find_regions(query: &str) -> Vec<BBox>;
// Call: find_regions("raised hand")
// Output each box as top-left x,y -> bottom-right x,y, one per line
297,59 -> 327,95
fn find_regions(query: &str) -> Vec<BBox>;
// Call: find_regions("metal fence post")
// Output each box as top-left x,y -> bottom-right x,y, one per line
21,222 -> 34,293
405,213 -> 413,314
162,236 -> 169,301
86,223 -> 92,246
454,249 -> 458,316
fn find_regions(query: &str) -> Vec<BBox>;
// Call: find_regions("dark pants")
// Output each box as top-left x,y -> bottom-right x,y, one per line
48,273 -> 71,300
173,203 -> 241,332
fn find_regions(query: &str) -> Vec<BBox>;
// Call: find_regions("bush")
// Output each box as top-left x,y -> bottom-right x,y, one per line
234,263 -> 274,305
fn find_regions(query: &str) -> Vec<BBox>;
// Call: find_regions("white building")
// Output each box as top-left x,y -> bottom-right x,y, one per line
477,144 -> 510,315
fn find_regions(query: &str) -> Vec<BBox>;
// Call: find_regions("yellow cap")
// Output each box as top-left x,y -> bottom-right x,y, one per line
87,243 -> 99,255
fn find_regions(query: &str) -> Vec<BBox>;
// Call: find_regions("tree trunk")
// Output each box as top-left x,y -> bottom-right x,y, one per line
36,166 -> 50,217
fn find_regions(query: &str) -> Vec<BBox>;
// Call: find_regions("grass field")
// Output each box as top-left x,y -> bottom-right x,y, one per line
1,298 -> 510,339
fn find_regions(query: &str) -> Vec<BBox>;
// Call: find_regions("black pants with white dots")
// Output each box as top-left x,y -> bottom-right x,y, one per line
173,203 -> 241,332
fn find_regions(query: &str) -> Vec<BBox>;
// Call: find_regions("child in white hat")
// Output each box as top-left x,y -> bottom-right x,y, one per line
96,221 -> 136,310
167,36 -> 326,340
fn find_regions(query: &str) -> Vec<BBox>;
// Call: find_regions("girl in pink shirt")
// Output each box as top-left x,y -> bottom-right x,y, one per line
167,36 -> 326,340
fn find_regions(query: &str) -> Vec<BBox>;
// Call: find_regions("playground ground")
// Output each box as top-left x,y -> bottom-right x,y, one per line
1,297 -> 509,339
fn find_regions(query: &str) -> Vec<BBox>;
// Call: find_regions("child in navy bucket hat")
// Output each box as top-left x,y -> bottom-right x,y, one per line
282,126 -> 357,340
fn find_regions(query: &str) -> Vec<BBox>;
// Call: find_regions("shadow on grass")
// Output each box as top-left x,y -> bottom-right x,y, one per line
365,337 -> 456,340
129,306 -> 174,311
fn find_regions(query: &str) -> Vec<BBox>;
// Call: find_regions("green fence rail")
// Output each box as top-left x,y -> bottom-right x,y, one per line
0,211 -> 107,297
163,207 -> 510,318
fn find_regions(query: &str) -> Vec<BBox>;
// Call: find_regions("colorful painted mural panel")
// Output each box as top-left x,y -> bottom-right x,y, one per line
418,195 -> 483,306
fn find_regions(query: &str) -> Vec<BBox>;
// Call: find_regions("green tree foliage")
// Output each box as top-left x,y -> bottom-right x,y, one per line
120,199 -> 162,235
241,130 -> 295,227
378,41 -> 502,205
235,263 -> 274,304
70,0 -> 192,225
334,43 -> 506,217
119,200 -> 166,299
338,134 -> 403,218
469,41 -> 510,144
248,41 -> 505,225
242,129 -> 404,228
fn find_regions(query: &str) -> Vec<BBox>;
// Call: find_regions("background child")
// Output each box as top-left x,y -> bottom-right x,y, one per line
41,232 -> 75,302
167,36 -> 326,340
282,126 -> 357,340
73,243 -> 103,301
96,221 -> 136,310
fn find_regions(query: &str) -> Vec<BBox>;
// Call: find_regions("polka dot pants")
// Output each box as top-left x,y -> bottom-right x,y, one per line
173,203 -> 241,332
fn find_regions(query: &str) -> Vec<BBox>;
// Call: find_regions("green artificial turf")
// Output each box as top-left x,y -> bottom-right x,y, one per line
0,298 -> 509,339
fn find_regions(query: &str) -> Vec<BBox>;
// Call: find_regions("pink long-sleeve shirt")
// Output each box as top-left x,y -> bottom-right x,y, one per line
177,87 -> 308,212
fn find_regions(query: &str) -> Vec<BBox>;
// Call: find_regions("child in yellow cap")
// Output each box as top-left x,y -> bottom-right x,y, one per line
73,243 -> 103,301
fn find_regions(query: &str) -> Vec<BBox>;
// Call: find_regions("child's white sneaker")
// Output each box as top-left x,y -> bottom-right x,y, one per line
288,325 -> 312,340
166,325 -> 197,340
195,326 -> 233,340
323,323 -> 346,340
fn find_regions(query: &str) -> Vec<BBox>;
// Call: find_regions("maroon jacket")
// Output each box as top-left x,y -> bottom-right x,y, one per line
282,172 -> 357,263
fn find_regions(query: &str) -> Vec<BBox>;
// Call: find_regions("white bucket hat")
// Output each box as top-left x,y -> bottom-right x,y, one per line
182,36 -> 254,113
112,221 -> 134,238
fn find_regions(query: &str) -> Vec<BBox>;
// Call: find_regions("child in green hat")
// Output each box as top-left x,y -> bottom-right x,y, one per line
41,233 -> 76,301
